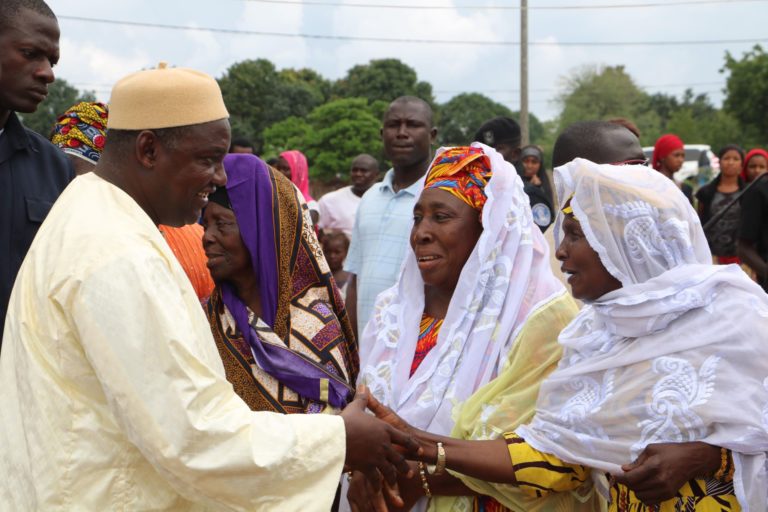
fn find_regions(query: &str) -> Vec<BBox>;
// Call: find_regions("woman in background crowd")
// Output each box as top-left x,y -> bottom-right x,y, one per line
202,153 -> 358,415
652,133 -> 693,204
275,149 -> 320,224
520,144 -> 555,223
696,144 -> 745,264
742,148 -> 768,183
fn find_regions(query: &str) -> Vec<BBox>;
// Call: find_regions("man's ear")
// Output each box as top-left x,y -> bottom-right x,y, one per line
135,130 -> 160,169
430,127 -> 438,145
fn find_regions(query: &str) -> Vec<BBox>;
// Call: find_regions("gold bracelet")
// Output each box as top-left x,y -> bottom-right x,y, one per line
417,461 -> 432,498
427,442 -> 446,475
714,447 -> 734,482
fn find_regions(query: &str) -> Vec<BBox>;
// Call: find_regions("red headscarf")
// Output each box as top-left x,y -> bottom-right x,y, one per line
652,134 -> 684,171
280,150 -> 314,202
742,148 -> 768,182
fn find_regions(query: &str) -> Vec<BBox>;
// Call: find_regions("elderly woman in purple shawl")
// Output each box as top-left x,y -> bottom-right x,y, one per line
202,153 -> 358,414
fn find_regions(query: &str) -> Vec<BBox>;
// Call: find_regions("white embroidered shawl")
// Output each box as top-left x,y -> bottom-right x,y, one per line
517,158 -> 768,511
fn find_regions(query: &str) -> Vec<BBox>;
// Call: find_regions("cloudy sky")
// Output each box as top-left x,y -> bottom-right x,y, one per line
48,0 -> 767,121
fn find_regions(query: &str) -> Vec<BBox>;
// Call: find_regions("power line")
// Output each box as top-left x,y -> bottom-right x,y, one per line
434,81 -> 725,94
58,16 -> 767,47
242,0 -> 766,10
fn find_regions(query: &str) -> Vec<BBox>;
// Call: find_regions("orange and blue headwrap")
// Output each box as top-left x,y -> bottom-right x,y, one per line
424,146 -> 493,211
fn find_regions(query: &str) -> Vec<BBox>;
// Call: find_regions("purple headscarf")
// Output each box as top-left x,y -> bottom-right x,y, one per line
220,153 -> 352,408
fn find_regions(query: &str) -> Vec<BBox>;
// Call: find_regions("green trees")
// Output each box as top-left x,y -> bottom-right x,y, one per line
665,90 -> 742,151
723,45 -> 768,146
333,59 -> 434,106
556,65 -> 662,146
217,59 -> 330,150
554,61 -> 761,150
437,93 -> 513,145
263,98 -> 383,181
29,54 -> 760,183
19,78 -> 95,137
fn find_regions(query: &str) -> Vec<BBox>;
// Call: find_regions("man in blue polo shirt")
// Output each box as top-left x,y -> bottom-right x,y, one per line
0,0 -> 75,347
345,96 -> 437,339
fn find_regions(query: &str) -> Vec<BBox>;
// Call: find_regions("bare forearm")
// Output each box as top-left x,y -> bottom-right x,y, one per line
413,430 -> 517,484
421,471 -> 479,496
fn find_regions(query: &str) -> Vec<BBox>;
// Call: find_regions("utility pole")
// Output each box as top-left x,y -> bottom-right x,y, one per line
520,0 -> 529,145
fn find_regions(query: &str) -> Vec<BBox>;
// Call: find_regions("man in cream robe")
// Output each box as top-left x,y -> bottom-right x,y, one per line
0,64 -> 412,511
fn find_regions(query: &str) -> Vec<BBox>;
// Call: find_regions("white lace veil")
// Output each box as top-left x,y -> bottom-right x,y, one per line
517,159 -> 768,511
359,143 -> 566,434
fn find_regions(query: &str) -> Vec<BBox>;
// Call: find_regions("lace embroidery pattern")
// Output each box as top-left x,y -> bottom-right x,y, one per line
556,371 -> 616,441
632,355 -> 721,457
604,200 -> 692,270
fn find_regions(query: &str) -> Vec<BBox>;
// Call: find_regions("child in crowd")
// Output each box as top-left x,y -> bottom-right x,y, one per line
321,230 -> 352,300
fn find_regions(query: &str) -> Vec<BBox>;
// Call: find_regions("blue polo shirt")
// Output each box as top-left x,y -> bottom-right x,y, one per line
345,169 -> 423,332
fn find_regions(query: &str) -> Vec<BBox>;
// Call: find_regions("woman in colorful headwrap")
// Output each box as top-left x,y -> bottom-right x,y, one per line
275,149 -> 321,224
49,101 -> 215,303
50,101 -> 108,175
742,148 -> 768,183
364,159 -> 768,512
345,144 -> 593,512
695,144 -> 745,264
652,133 -> 694,204
202,153 -> 358,415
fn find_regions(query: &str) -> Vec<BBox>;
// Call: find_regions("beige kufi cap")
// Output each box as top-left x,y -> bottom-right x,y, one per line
108,62 -> 229,130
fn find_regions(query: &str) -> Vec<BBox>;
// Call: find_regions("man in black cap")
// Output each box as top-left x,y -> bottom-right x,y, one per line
474,116 -> 553,231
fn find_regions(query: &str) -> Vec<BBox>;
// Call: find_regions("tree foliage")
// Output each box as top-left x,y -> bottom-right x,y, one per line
437,93 -> 513,145
556,65 -> 662,146
30,55 -> 758,186
664,90 -> 742,151
332,58 -> 435,107
263,98 -> 383,181
218,59 -> 329,150
436,93 -> 545,147
19,78 -> 95,137
723,45 -> 768,146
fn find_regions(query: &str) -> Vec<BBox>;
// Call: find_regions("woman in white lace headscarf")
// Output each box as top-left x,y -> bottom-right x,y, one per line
345,145 -> 599,512
368,158 -> 768,512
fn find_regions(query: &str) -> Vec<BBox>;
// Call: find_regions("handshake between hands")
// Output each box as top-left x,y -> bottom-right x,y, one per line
340,386 -> 431,511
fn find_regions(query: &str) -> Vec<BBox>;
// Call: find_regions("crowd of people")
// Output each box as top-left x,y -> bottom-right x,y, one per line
2,1 -> 768,511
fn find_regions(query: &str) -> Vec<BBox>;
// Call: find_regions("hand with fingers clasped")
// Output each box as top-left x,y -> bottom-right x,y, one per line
612,442 -> 723,505
341,386 -> 421,492
347,389 -> 441,511
347,462 -> 424,512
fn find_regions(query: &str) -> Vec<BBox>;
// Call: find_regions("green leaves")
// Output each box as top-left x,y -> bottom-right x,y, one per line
218,59 -> 331,151
723,45 -> 768,147
263,98 -> 383,182
332,59 -> 435,107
